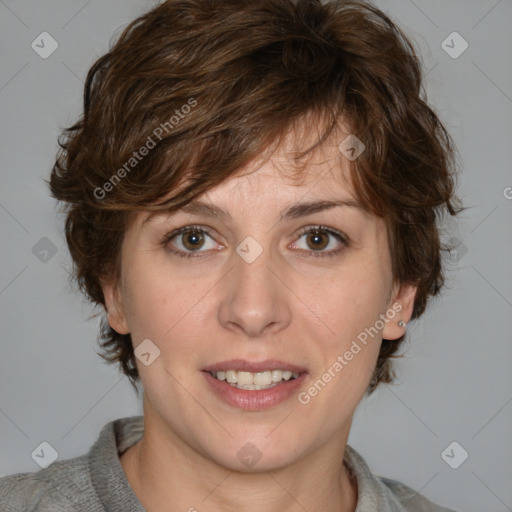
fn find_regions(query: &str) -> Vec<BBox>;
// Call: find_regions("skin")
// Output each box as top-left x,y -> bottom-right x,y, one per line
103,123 -> 417,512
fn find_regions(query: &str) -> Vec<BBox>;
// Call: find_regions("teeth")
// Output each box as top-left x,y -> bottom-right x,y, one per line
271,370 -> 283,382
210,369 -> 300,389
237,371 -> 254,386
255,371 -> 273,385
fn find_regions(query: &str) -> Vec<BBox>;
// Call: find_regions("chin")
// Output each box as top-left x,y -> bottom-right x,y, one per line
201,429 -> 309,473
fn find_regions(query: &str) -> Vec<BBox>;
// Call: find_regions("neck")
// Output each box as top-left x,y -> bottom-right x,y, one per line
120,409 -> 358,512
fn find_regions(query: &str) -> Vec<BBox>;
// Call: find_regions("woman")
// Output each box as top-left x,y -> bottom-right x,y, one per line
0,0 -> 460,510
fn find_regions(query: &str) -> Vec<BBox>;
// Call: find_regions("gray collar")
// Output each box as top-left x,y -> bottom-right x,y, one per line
88,416 -> 145,512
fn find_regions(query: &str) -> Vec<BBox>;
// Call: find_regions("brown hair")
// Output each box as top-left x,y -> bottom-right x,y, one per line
48,0 -> 460,394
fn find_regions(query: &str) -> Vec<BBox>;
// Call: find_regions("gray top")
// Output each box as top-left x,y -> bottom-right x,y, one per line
0,415 -> 457,511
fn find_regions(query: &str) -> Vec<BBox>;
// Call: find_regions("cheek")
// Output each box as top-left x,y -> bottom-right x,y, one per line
121,254 -> 218,355
309,257 -> 391,337
297,271 -> 388,418
299,252 -> 391,396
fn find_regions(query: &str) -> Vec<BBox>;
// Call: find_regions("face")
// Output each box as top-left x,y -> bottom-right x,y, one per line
103,125 -> 416,472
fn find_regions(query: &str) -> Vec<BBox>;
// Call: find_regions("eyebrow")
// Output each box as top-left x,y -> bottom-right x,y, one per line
143,198 -> 364,226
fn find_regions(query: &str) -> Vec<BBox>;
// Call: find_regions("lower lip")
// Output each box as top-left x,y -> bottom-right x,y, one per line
202,371 -> 307,410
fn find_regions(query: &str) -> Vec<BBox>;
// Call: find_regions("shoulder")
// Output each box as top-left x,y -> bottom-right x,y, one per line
379,476 -> 459,512
0,416 -> 143,512
0,451 -> 102,512
343,445 -> 459,512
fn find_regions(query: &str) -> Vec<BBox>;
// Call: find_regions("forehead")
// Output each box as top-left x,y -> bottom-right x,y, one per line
133,116 -> 365,227
212,137 -> 353,198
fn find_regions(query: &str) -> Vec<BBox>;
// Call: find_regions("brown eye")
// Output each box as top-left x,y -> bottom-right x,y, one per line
181,229 -> 205,251
305,231 -> 329,251
292,225 -> 348,258
162,225 -> 221,259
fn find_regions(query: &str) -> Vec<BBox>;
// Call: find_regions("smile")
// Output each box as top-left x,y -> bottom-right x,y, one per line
209,369 -> 300,390
201,359 -> 308,410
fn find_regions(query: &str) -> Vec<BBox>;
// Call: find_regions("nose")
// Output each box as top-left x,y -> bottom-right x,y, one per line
217,241 -> 292,339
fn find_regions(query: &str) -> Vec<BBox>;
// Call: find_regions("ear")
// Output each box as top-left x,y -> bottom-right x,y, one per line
381,282 -> 417,341
101,278 -> 130,335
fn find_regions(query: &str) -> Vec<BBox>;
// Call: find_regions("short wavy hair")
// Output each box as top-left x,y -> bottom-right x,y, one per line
48,0 -> 460,394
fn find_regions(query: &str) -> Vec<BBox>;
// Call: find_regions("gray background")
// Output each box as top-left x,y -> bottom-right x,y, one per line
1,1 -> 511,510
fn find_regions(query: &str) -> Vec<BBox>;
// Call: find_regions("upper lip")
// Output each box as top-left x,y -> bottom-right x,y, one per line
202,359 -> 307,373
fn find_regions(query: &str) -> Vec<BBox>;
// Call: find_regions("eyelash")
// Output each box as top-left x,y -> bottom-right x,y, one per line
161,224 -> 348,260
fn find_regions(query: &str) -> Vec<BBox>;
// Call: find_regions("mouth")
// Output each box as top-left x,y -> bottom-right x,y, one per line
206,369 -> 301,390
201,359 -> 308,408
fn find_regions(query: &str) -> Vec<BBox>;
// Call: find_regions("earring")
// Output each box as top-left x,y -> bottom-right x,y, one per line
398,320 -> 405,328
